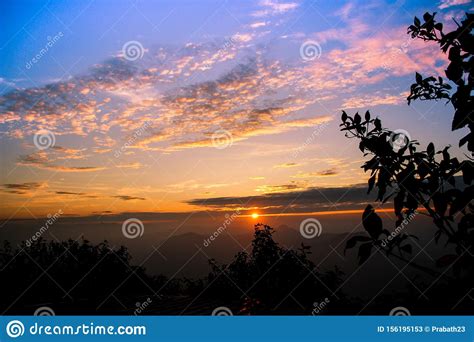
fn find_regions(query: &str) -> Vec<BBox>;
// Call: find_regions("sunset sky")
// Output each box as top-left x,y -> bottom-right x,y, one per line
0,0 -> 472,221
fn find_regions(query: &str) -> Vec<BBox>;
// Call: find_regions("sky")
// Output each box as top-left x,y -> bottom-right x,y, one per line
0,0 -> 472,224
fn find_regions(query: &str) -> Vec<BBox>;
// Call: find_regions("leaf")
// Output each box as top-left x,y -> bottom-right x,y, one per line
341,111 -> 347,122
354,113 -> 361,124
367,174 -> 376,194
436,254 -> 458,267
365,111 -> 371,121
400,244 -> 412,254
345,236 -> 371,254
414,16 -> 421,27
415,72 -> 422,83
462,161 -> 473,184
362,205 -> 383,239
374,118 -> 382,131
432,193 -> 448,217
442,146 -> 450,162
427,142 -> 435,159
423,12 -> 432,22
358,242 -> 373,265
452,107 -> 468,130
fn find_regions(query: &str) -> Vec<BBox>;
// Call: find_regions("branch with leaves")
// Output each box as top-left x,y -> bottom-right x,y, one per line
340,111 -> 473,277
407,12 -> 474,153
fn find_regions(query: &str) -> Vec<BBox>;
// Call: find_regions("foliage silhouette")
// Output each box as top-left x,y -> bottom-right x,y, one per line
339,11 -> 474,311
205,224 -> 344,314
0,238 -> 169,314
407,12 -> 474,153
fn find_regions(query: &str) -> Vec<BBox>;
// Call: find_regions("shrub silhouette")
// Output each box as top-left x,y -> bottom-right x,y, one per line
206,224 -> 343,314
0,238 -> 164,314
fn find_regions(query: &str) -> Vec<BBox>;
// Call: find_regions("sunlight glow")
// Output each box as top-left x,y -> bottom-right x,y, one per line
251,213 -> 259,219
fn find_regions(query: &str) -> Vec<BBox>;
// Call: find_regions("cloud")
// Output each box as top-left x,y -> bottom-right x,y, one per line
438,0 -> 471,9
255,181 -> 307,193
1,182 -> 47,195
342,92 -> 408,109
17,151 -> 105,172
292,168 -> 339,179
249,21 -> 267,28
274,162 -> 300,168
112,195 -> 146,201
116,162 -> 142,169
317,168 -> 338,176
54,191 -> 86,195
304,19 -> 446,94
252,0 -> 299,17
186,183 -> 372,212
0,11 -> 448,175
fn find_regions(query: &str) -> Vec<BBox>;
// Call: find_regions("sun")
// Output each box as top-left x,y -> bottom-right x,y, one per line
251,213 -> 259,219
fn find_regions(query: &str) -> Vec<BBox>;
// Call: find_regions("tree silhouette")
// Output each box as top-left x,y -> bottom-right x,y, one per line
407,12 -> 474,154
206,224 -> 344,314
0,238 -> 166,314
